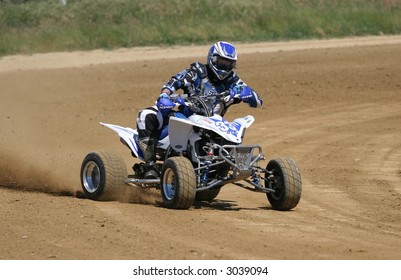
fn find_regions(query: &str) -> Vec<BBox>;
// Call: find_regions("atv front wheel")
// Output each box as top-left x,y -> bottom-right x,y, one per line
80,151 -> 127,201
161,157 -> 196,209
265,158 -> 302,210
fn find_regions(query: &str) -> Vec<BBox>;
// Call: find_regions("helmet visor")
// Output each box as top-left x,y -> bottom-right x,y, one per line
212,56 -> 236,71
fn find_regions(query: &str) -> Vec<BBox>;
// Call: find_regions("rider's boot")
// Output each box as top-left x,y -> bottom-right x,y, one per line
139,137 -> 160,179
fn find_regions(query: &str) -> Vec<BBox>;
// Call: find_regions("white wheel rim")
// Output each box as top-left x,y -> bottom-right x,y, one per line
162,168 -> 175,200
82,161 -> 100,193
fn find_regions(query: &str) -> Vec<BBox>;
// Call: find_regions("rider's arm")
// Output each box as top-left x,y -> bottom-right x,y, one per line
160,76 -> 181,95
228,76 -> 263,108
160,67 -> 198,96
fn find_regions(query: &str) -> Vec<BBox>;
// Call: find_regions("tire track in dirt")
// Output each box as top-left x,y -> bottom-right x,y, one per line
254,100 -> 401,209
239,99 -> 401,257
95,199 -> 278,259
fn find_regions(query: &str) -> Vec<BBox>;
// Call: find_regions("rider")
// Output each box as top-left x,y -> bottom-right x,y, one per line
136,41 -> 263,178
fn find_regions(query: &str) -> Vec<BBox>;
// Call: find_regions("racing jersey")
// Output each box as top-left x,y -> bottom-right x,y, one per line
161,62 -> 262,116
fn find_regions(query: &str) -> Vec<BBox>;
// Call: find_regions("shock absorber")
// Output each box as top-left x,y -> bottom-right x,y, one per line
201,146 -> 214,183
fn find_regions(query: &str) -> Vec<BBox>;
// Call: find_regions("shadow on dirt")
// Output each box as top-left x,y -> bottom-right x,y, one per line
1,184 -> 276,211
192,199 -> 269,211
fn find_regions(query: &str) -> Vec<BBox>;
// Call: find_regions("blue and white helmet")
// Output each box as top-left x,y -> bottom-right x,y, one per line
207,41 -> 237,80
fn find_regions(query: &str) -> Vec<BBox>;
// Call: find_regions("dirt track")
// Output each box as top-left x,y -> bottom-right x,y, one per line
1,36 -> 401,260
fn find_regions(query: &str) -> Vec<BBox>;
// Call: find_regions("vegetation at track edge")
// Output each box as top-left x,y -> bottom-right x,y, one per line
0,0 -> 400,56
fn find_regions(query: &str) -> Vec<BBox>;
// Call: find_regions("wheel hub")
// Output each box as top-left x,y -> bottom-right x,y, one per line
82,161 -> 100,193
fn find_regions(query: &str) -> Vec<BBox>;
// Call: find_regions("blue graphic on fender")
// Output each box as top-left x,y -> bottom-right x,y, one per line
210,118 -> 240,137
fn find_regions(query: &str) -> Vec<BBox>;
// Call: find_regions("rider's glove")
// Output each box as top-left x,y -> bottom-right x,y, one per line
159,93 -> 170,100
232,84 -> 244,94
173,95 -> 186,106
223,85 -> 243,103
238,86 -> 253,103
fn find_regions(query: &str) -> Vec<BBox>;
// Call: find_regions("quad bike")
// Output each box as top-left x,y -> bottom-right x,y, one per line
80,91 -> 302,210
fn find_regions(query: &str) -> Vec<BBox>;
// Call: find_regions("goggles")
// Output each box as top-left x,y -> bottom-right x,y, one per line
212,56 -> 236,71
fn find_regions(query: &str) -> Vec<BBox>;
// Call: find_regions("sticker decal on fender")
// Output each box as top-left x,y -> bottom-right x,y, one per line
211,118 -> 239,137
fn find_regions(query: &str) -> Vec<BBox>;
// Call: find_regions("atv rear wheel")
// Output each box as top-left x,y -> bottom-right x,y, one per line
265,158 -> 302,210
80,151 -> 128,201
161,157 -> 196,209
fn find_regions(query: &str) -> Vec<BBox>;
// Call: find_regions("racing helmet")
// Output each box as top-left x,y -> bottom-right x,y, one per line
156,97 -> 175,117
207,41 -> 237,80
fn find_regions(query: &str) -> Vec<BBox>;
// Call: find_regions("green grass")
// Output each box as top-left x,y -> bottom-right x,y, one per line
0,0 -> 400,56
